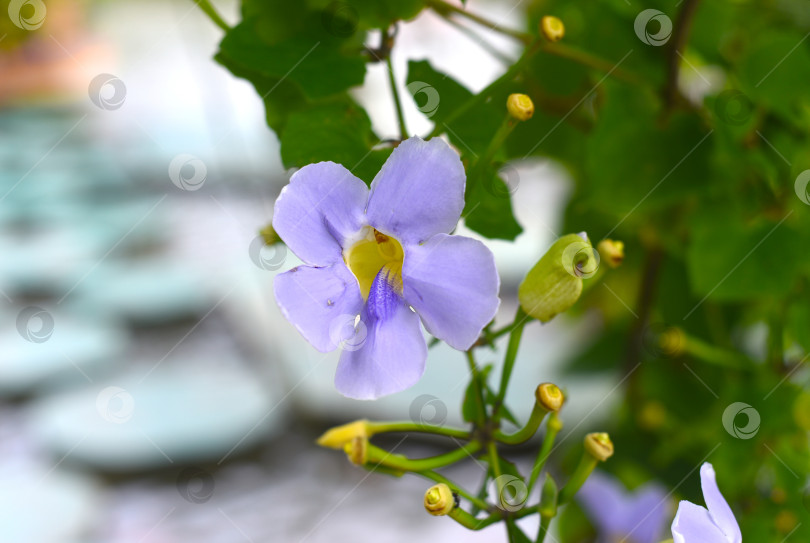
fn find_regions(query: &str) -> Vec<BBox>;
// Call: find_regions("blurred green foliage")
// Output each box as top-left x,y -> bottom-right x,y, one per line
205,0 -> 810,539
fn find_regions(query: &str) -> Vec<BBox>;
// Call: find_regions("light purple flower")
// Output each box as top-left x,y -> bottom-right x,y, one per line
671,463 -> 742,543
578,470 -> 670,543
272,137 -> 500,400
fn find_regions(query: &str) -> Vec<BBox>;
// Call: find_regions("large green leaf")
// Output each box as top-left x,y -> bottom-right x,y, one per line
280,101 -> 383,183
737,31 -> 810,122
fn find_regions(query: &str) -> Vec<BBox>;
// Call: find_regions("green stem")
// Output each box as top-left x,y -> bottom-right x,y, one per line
439,15 -> 513,65
541,42 -> 645,86
493,306 -> 528,422
494,403 -> 548,445
427,41 -> 541,139
366,441 -> 482,472
367,421 -> 471,440
466,350 -> 489,426
681,332 -> 753,369
558,453 -> 598,506
194,0 -> 230,32
426,0 -> 533,44
527,412 -> 562,495
448,507 -> 491,530
537,515 -> 553,543
386,56 -> 408,140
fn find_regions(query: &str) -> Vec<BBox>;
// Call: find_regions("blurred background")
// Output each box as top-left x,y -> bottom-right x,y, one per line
0,1 -> 624,541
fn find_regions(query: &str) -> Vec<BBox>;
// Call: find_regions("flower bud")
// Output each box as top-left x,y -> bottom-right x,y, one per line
507,93 -> 534,121
540,16 -> 565,42
584,432 -> 614,462
518,233 -> 597,322
343,436 -> 368,465
317,419 -> 370,449
424,483 -> 456,516
539,473 -> 558,518
597,239 -> 624,268
536,383 -> 564,412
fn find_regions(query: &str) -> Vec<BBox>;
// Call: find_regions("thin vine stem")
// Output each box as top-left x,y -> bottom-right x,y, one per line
386,55 -> 409,140
193,0 -> 230,32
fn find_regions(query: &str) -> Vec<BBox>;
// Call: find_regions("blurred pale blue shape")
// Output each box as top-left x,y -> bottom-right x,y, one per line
70,258 -> 212,324
0,457 -> 100,543
578,470 -> 671,543
0,314 -> 128,396
29,365 -> 282,470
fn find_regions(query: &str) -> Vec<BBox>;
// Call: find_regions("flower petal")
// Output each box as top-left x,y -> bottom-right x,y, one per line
620,484 -> 670,543
366,137 -> 465,245
671,501 -> 726,543
274,262 -> 364,353
272,162 -> 368,266
700,463 -> 742,543
335,267 -> 427,399
402,234 -> 499,350
577,471 -> 629,536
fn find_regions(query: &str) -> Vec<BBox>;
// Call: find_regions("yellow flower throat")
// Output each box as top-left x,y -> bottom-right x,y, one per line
344,227 -> 404,300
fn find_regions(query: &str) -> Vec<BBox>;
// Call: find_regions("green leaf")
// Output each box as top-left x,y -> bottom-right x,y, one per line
463,166 -> 523,241
218,13 -> 366,101
584,83 -> 713,217
737,31 -> 810,122
405,59 -> 502,154
686,210 -> 803,301
461,364 -> 492,423
280,100 -> 382,183
306,0 -> 425,30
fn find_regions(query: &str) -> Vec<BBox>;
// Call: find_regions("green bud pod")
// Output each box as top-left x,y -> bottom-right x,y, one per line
539,473 -> 559,518
518,233 -> 599,322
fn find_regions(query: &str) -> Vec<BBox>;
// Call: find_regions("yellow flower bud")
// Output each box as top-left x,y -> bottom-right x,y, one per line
536,383 -> 565,412
597,239 -> 624,269
659,327 -> 685,357
343,436 -> 368,465
540,16 -> 565,42
424,483 -> 456,516
584,432 -> 614,462
316,419 -> 371,449
507,93 -> 534,121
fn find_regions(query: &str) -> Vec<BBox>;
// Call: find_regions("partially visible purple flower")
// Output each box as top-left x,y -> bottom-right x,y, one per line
671,463 -> 742,543
272,137 -> 500,400
578,470 -> 670,543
